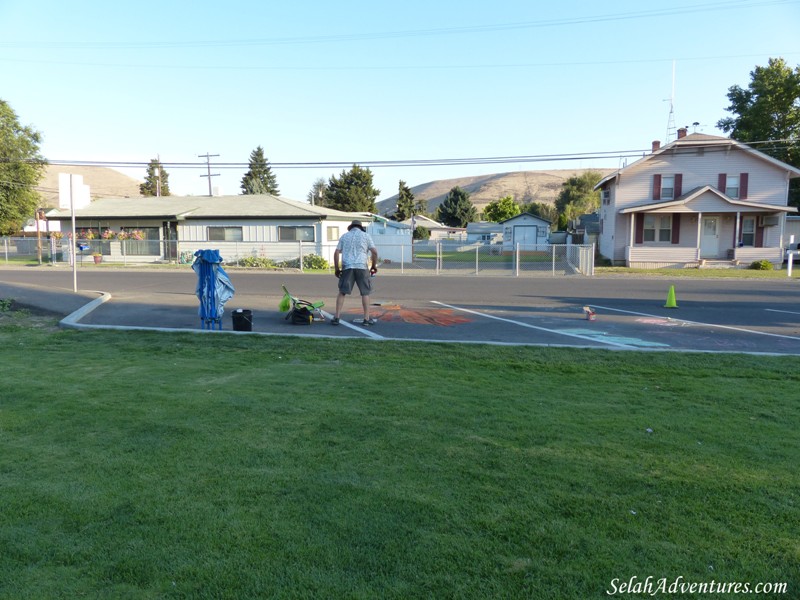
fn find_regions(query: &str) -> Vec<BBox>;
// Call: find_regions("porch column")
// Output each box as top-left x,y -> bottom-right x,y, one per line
629,214 -> 635,247
695,211 -> 703,261
734,211 -> 741,260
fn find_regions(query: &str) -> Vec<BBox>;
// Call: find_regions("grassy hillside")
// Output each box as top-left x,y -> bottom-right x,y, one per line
376,168 -> 616,217
39,165 -> 142,207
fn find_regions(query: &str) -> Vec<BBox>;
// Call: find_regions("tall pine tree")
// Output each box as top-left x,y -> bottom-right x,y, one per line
241,146 -> 279,195
325,165 -> 380,212
394,180 -> 416,221
139,158 -> 170,197
306,177 -> 328,206
435,186 -> 477,227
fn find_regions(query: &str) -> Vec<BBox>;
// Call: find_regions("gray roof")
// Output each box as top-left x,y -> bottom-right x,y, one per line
45,194 -> 366,221
466,222 -> 503,233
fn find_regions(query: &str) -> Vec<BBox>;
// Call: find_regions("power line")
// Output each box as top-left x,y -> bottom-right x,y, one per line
23,140 -> 797,172
0,0 -> 791,50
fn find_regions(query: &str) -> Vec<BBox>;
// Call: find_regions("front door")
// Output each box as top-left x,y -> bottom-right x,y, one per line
700,216 -> 720,258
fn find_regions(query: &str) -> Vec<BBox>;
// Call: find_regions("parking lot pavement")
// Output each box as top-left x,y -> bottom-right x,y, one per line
2,268 -> 799,354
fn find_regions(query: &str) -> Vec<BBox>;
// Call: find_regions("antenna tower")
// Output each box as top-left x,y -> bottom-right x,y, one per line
665,61 -> 677,142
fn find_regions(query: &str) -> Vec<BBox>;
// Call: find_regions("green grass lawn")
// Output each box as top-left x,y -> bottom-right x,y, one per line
1,310 -> 798,598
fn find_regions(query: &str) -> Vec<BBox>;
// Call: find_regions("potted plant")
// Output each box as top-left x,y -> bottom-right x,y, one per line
92,252 -> 103,264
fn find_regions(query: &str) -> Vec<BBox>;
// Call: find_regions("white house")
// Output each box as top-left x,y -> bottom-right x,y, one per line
500,213 -> 552,247
44,194 -> 411,266
361,214 -> 413,263
400,215 -> 466,241
594,129 -> 800,267
466,222 -> 503,244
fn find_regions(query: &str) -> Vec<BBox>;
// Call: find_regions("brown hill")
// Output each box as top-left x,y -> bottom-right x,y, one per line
376,168 -> 616,216
38,165 -> 142,208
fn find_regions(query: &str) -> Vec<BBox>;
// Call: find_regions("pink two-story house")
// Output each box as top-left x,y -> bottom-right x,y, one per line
595,129 -> 800,267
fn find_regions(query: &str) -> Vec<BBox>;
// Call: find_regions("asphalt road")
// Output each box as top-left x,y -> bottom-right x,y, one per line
2,266 -> 799,355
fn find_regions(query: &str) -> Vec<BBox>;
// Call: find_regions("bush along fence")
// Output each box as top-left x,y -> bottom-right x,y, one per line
1,237 -> 595,277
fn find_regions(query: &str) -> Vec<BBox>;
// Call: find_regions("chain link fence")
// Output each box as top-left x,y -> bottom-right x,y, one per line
2,237 -> 594,277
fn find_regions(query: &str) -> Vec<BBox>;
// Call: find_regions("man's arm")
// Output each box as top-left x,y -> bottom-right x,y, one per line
333,249 -> 342,277
369,247 -> 378,274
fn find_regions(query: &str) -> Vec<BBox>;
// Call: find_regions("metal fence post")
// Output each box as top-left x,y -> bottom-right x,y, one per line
552,244 -> 556,277
515,243 -> 520,277
3,237 -> 7,263
436,242 -> 440,275
298,241 -> 303,272
475,246 -> 479,275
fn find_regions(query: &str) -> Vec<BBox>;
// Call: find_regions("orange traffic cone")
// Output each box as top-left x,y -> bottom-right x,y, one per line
664,285 -> 678,308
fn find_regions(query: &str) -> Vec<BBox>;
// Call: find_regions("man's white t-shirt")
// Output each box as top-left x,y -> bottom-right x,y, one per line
337,228 -> 376,270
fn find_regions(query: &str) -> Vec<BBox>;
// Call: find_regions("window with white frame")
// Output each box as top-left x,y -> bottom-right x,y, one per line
741,216 -> 755,246
327,226 -> 340,242
278,226 -> 315,242
660,176 -> 675,200
208,226 -> 243,241
726,175 -> 740,199
643,214 -> 672,242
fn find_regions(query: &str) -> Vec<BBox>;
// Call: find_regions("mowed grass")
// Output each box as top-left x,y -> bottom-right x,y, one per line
0,312 -> 798,599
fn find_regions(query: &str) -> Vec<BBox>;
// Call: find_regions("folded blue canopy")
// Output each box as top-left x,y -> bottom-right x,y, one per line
192,249 -> 235,330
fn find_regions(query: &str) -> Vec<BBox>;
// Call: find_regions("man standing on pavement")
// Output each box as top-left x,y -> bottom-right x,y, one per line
332,220 -> 378,326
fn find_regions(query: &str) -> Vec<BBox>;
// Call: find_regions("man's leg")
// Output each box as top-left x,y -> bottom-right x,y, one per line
335,292 -> 346,319
361,294 -> 370,321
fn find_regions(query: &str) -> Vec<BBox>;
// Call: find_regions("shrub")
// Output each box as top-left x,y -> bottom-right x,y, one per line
413,226 -> 430,240
302,254 -> 329,270
236,256 -> 276,268
276,254 -> 330,270
749,259 -> 774,271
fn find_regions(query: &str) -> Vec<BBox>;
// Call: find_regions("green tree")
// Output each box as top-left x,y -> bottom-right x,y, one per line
241,146 -> 279,195
522,201 -> 558,225
717,57 -> 800,206
435,186 -> 478,227
139,158 -> 170,197
395,180 -> 418,221
483,195 -> 521,222
325,164 -> 380,213
306,177 -> 327,206
413,225 -> 430,240
0,99 -> 46,235
554,171 -> 603,220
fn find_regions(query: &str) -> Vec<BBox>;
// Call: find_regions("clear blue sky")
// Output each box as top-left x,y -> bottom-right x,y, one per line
2,0 -> 799,202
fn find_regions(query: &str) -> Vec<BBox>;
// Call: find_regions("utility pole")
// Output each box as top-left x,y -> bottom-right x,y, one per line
198,152 -> 220,196
156,153 -> 161,197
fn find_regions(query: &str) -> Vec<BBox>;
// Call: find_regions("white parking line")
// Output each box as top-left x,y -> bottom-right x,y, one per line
431,301 -> 636,349
591,305 -> 800,341
320,310 -> 384,339
765,309 -> 800,316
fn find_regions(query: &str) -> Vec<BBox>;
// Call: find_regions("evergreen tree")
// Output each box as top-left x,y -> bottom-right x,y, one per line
717,58 -> 800,206
435,186 -> 478,228
241,146 -> 279,195
483,195 -> 521,222
394,180 -> 417,221
139,158 -> 170,197
325,165 -> 380,213
0,99 -> 46,235
306,177 -> 327,206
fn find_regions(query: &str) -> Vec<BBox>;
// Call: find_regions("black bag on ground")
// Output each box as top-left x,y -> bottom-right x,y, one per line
287,304 -> 314,325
